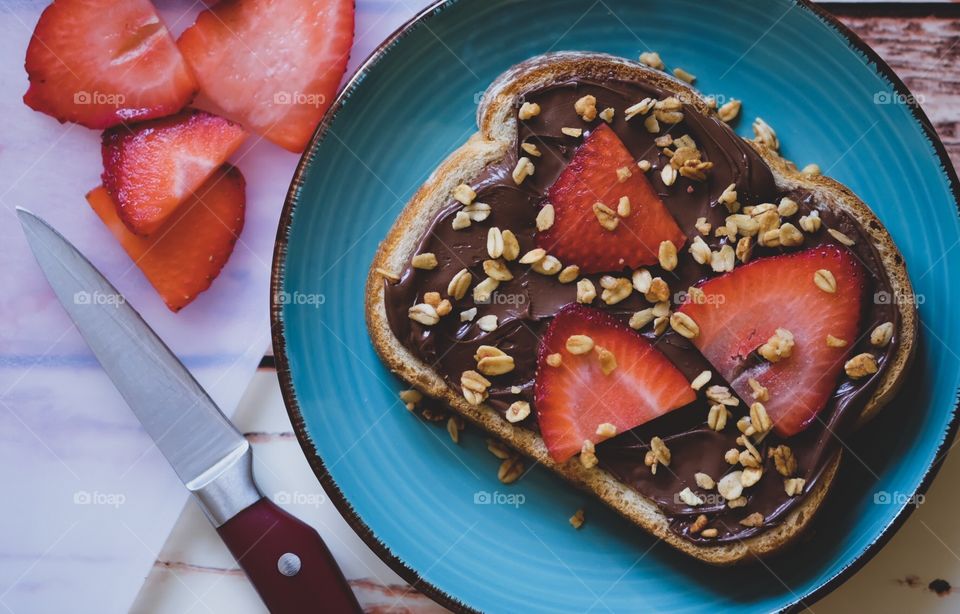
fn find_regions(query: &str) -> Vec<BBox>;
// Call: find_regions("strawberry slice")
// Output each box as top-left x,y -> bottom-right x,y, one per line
535,304 -> 697,462
101,110 -> 247,236
177,0 -> 355,153
86,165 -> 246,312
23,0 -> 196,129
537,123 -> 686,273
678,245 -> 865,436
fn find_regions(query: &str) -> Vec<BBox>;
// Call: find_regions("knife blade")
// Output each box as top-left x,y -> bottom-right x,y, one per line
18,208 -> 361,613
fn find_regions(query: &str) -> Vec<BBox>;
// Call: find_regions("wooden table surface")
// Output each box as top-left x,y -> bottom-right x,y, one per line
131,3 -> 960,612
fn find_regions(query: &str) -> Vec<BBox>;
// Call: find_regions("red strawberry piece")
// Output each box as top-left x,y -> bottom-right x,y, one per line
86,164 -> 246,312
177,0 -> 355,153
535,304 -> 697,462
678,245 -> 865,437
537,123 -> 686,273
23,0 -> 196,129
102,109 -> 247,236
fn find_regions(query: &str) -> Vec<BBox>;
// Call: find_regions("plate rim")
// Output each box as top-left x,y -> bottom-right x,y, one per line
270,1 -> 960,611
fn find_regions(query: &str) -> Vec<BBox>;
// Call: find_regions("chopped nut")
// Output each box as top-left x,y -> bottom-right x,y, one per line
639,51 -> 665,70
512,156 -> 535,184
695,217 -> 712,235
771,445 -> 797,477
506,401 -> 531,423
660,164 -> 678,187
637,159 -> 652,172
447,417 -> 460,443
672,67 -> 696,83
728,496 -> 748,509
670,312 -> 700,339
408,303 -> 439,325
799,210 -> 822,233
658,240 -> 678,271
718,472 -> 744,500
632,268 -> 652,293
845,353 -> 878,379
592,202 -> 620,231
453,183 -> 476,205
689,236 -> 712,265
501,230 -> 520,261
487,227 -> 504,259
750,402 -> 773,434
650,436 -> 671,466
778,197 -> 799,217
486,439 -> 511,459
519,247 -> 546,264
518,101 -> 541,120
483,259 -> 513,281
813,269 -> 837,294
654,97 -> 684,124
461,370 -> 491,405
779,223 -> 804,247
576,278 -> 597,304
644,115 -> 660,133
678,487 -> 703,506
706,385 -> 740,407
460,307 -> 477,322
447,268 -> 472,300
629,308 -> 655,330
690,514 -> 709,535
476,314 -> 498,332
477,353 -> 515,376
546,352 -> 562,367
739,448 -> 762,469
739,512 -> 764,528
558,265 -> 580,284
561,127 -> 583,138
532,255 -> 562,275
691,370 -> 712,391
710,245 -> 735,273
717,99 -> 741,123
652,301 -> 671,317
436,299 -> 452,316
599,107 -> 615,123
579,439 -> 599,468
695,472 -> 715,490
740,467 -> 763,488
736,416 -> 755,437
536,203 -> 555,231
700,528 -> 719,538
616,196 -> 631,217
521,141 -> 541,157
871,322 -> 894,347
601,277 -> 633,305
784,478 -> 806,496
596,346 -> 618,375
464,202 -> 491,222
748,378 -> 769,402
574,95 -> 597,121
596,422 -> 617,438
569,508 -> 585,529
826,334 -> 847,348
412,252 -> 438,270
423,291 -> 441,307
452,210 -> 471,230
616,166 -> 633,183
802,163 -> 822,176
566,334 -> 595,355
624,97 -> 655,121
376,267 -> 400,283
399,389 -> 422,410
752,117 -> 779,150
759,328 -> 795,363
498,456 -> 524,484
473,277 -> 499,304
828,228 -> 856,246
725,448 -> 741,465
645,277 -> 670,303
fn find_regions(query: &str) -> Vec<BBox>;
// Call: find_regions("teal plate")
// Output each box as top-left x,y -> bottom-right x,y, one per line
271,1 -> 960,611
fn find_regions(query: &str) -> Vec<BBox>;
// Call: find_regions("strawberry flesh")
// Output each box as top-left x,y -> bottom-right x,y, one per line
537,123 -> 686,273
535,304 -> 697,462
23,0 -> 196,128
678,245 -> 865,436
177,0 -> 355,153
87,164 -> 246,312
101,109 -> 247,236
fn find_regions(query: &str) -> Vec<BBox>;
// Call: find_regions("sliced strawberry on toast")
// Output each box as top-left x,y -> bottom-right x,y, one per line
87,165 -> 246,312
177,0 -> 354,153
537,123 -> 686,273
23,0 -> 196,129
678,245 -> 865,436
535,304 -> 697,462
101,109 -> 247,236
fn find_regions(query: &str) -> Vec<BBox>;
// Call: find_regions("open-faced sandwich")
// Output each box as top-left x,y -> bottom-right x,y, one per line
366,52 -> 916,563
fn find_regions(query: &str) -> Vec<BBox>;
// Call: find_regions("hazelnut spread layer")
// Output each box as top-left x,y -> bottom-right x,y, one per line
382,76 -> 900,543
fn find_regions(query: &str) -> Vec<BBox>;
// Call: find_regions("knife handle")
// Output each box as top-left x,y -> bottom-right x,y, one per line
216,497 -> 362,613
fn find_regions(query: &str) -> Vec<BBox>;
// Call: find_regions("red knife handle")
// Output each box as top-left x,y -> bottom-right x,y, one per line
216,497 -> 362,613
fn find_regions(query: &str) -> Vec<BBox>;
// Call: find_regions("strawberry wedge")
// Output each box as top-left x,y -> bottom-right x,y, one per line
678,245 -> 865,436
536,304 -> 696,462
177,0 -> 355,153
537,123 -> 686,273
23,0 -> 196,129
101,109 -> 247,236
87,165 -> 246,312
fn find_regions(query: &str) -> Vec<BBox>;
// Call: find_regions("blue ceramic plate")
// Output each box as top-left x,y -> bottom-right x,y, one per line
272,1 -> 960,611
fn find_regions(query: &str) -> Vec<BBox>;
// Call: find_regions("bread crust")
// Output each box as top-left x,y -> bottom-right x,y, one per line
365,52 -> 916,564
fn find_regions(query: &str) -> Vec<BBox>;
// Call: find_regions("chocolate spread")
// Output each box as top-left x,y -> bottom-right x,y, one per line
382,76 -> 900,543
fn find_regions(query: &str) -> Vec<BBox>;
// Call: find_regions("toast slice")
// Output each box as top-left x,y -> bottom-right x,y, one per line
366,52 -> 916,564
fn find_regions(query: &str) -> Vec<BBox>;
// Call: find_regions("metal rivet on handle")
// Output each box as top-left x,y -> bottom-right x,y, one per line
277,552 -> 302,577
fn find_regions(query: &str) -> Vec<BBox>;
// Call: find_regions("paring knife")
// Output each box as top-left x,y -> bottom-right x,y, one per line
17,208 -> 361,614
